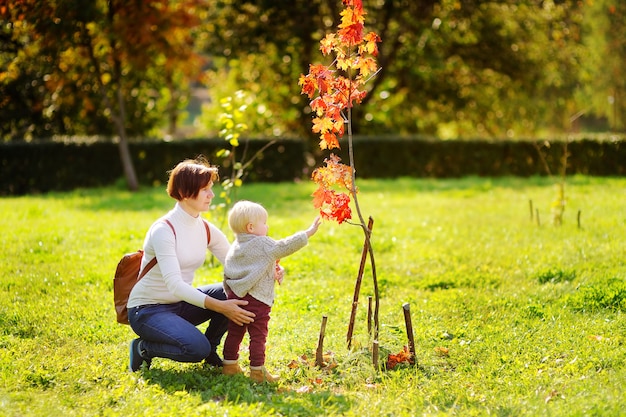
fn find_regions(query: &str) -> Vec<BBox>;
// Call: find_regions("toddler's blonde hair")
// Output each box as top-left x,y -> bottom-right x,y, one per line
228,200 -> 268,234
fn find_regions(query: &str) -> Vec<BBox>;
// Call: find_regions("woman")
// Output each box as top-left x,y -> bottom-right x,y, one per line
127,156 -> 264,372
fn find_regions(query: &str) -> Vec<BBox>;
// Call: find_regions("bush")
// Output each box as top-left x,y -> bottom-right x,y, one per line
1,135 -> 625,195
567,278 -> 626,312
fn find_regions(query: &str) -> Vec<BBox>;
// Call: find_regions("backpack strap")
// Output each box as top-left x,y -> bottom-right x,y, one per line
137,220 -> 176,280
138,255 -> 157,280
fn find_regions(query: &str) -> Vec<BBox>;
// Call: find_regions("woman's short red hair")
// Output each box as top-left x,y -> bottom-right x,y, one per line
167,156 -> 219,201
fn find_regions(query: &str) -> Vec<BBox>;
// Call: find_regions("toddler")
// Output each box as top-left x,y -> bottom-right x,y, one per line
221,200 -> 321,382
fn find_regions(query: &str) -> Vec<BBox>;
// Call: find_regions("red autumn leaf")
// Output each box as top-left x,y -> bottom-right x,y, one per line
386,346 -> 415,370
320,132 -> 340,150
338,7 -> 364,45
312,186 -> 352,224
342,0 -> 363,12
322,191 -> 351,224
310,97 -> 327,115
298,74 -> 317,99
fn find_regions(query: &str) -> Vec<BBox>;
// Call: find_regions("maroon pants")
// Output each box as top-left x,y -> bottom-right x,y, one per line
222,292 -> 271,367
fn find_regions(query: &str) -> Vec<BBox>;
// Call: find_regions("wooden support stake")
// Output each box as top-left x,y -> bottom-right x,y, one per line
316,315 -> 328,367
372,340 -> 379,369
529,199 -> 534,221
367,296 -> 373,335
402,303 -> 417,364
346,217 -> 375,349
535,208 -> 541,227
577,209 -> 581,229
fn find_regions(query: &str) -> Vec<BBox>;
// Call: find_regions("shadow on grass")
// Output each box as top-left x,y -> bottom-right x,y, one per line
142,366 -> 353,416
38,175 -> 602,213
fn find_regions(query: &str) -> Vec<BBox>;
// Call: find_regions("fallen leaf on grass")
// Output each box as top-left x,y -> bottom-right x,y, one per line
545,389 -> 564,403
320,352 -> 338,370
434,346 -> 449,357
386,346 -> 415,370
288,352 -> 337,371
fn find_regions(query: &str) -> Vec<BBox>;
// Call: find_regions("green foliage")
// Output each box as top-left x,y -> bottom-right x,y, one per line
1,176 -> 625,416
195,58 -> 292,138
3,1 -> 626,141
536,268 -> 576,285
198,0 -> 612,139
579,0 -> 626,131
199,90 -> 281,231
567,278 -> 626,312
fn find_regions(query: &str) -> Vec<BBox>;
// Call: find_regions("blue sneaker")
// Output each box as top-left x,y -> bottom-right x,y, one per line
129,339 -> 151,372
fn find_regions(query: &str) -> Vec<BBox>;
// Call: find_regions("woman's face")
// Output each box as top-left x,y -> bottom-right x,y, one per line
185,182 -> 215,214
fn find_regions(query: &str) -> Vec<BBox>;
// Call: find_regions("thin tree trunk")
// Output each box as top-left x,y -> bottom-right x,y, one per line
114,86 -> 139,190
80,3 -> 139,191
346,216 -> 374,349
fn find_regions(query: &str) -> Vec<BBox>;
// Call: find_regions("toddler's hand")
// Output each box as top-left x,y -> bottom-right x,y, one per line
306,216 -> 321,238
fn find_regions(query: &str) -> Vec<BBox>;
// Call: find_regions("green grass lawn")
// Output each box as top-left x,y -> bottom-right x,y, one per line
0,175 -> 624,416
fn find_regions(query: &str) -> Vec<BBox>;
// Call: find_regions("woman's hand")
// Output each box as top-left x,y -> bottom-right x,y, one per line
274,261 -> 284,285
220,299 -> 255,326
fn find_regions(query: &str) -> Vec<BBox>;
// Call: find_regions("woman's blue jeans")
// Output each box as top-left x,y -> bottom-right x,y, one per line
128,283 -> 229,363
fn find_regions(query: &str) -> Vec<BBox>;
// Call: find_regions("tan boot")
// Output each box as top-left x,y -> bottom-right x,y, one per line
222,362 -> 243,376
249,366 -> 279,383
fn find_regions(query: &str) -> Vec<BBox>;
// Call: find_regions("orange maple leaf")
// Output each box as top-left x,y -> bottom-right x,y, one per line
338,7 -> 364,45
310,97 -> 327,115
354,56 -> 378,77
312,154 -> 353,189
299,74 -> 317,99
320,132 -> 340,150
320,33 -> 338,55
434,346 -> 450,357
312,116 -> 336,135
361,32 -> 381,56
311,186 -> 329,209
342,0 -> 363,12
386,346 -> 415,370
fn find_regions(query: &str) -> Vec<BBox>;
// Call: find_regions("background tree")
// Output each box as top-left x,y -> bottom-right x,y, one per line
2,0 -> 623,152
578,0 -> 626,132
0,0 -> 205,189
198,0 -> 588,141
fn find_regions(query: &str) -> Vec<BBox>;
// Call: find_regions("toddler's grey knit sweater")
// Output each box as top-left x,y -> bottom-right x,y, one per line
224,231 -> 308,306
